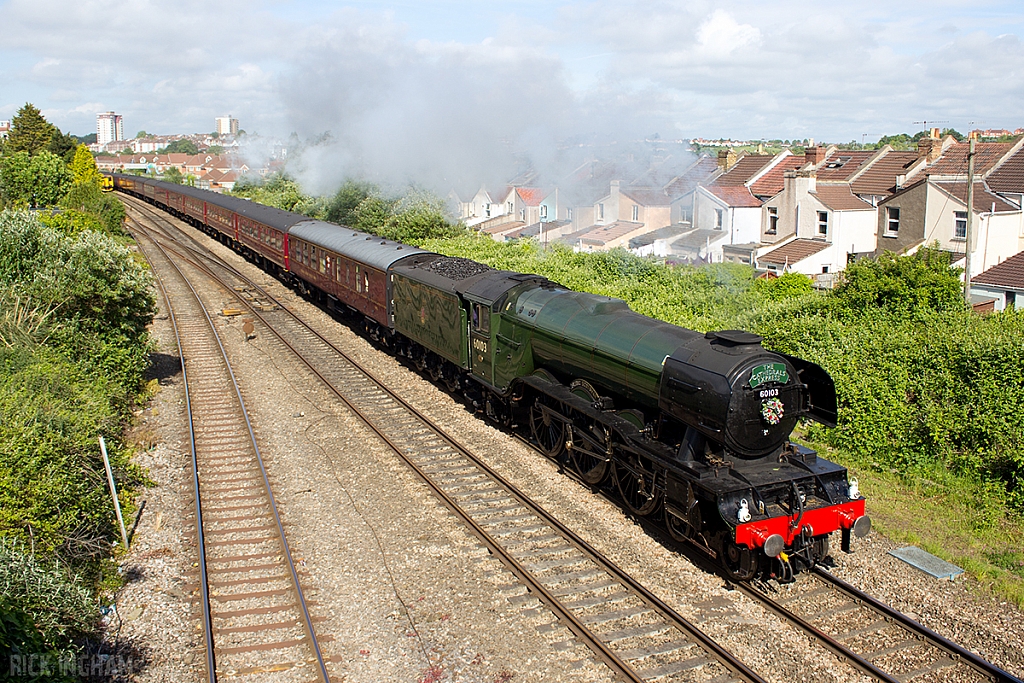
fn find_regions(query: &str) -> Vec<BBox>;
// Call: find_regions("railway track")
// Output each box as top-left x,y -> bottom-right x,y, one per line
124,197 -> 764,683
131,214 -> 335,683
123,195 -> 1022,683
737,568 -> 1021,683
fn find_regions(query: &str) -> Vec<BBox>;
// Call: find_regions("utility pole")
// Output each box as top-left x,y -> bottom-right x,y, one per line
963,137 -> 976,303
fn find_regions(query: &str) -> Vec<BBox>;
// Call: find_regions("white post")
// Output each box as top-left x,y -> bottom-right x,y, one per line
99,436 -> 130,549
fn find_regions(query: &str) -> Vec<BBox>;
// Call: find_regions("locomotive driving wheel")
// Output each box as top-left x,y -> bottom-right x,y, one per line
615,455 -> 661,516
566,380 -> 610,485
529,398 -> 565,458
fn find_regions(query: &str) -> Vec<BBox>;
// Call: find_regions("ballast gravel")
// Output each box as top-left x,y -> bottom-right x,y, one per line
115,213 -> 1024,683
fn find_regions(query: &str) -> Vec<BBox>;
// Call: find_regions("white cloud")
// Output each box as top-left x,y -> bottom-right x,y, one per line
2,0 -> 1024,182
694,10 -> 761,59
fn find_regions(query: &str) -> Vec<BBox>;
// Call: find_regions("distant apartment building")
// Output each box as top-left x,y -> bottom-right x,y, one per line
0,120 -> 9,138
216,116 -> 239,136
96,112 -> 124,146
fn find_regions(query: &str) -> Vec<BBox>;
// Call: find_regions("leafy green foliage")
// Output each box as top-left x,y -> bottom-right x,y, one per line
0,539 -> 97,675
230,173 -> 310,212
0,211 -> 154,399
833,246 -> 963,317
69,145 -> 102,187
326,180 -> 375,225
5,104 -> 57,156
351,189 -> 463,242
0,211 -> 152,660
157,138 -> 198,155
752,271 -> 813,301
162,166 -> 184,184
0,151 -> 73,208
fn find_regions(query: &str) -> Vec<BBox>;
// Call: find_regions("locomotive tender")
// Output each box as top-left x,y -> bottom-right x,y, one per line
113,174 -> 870,581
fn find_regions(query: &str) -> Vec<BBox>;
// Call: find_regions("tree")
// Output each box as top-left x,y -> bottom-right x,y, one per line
5,103 -> 57,156
159,139 -> 198,155
832,245 -> 964,317
942,128 -> 965,142
326,180 -> 376,225
135,131 -> 148,139
48,130 -> 78,163
207,145 -> 224,155
163,166 -> 184,184
0,151 -> 72,208
69,145 -> 102,188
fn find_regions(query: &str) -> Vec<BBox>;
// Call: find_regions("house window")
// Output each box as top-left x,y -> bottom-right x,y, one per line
540,205 -> 547,219
598,203 -> 605,220
767,206 -> 778,234
632,205 -> 639,221
520,208 -> 525,221
507,201 -> 513,214
954,211 -> 968,239
566,207 -> 573,220
885,206 -> 900,235
822,265 -> 830,274
486,205 -> 491,217
714,208 -> 724,230
817,211 -> 828,235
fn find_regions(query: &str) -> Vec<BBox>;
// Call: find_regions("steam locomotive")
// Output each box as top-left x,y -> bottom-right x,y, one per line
112,173 -> 870,581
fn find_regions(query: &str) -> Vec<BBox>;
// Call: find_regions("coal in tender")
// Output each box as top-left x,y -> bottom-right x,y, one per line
426,257 -> 492,281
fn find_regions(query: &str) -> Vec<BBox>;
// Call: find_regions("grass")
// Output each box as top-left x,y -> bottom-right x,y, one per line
800,431 -> 1024,607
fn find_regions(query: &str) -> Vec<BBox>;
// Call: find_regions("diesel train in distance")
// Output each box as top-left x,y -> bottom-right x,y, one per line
112,173 -> 871,581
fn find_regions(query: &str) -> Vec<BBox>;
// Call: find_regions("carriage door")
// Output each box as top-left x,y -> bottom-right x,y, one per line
469,301 -> 493,384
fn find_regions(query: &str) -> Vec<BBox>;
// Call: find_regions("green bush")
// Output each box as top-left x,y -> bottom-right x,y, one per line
0,539 -> 97,681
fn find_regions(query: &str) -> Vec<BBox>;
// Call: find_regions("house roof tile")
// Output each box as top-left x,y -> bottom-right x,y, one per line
850,150 -> 920,196
620,188 -> 672,206
815,150 -> 875,181
986,146 -> 1024,194
515,187 -> 545,206
715,154 -> 775,186
748,154 -> 805,196
972,250 -> 1024,289
812,184 -> 874,211
759,238 -> 830,266
663,156 -> 719,198
926,141 -> 1015,176
933,181 -> 1019,213
704,184 -> 762,207
562,221 -> 644,246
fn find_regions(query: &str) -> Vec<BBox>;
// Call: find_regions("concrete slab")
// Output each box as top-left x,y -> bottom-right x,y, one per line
888,546 -> 964,580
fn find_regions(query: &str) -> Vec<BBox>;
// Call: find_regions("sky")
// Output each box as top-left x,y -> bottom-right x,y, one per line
2,0 -> 1023,191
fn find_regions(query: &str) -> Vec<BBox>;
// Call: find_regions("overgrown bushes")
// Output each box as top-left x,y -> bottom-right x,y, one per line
0,210 -> 154,666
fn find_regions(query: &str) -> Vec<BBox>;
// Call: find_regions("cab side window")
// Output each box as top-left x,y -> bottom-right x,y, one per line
472,303 -> 489,333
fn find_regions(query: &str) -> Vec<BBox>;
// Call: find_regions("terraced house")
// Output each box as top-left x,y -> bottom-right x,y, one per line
875,135 -> 1024,280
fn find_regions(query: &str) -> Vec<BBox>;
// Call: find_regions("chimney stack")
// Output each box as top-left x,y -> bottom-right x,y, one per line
717,149 -> 738,170
917,136 -> 943,162
805,145 -> 827,165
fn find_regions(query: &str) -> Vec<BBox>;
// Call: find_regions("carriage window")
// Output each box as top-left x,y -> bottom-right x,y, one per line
356,266 -> 361,292
363,272 -> 369,292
